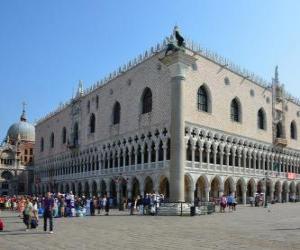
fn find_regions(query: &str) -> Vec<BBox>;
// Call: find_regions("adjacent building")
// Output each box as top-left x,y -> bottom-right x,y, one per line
0,107 -> 35,195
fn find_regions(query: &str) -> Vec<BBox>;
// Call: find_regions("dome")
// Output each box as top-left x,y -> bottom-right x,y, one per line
6,105 -> 35,142
7,121 -> 35,142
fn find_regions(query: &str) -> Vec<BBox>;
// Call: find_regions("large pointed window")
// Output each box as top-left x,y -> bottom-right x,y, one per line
50,132 -> 55,148
197,86 -> 209,112
62,127 -> 67,144
113,102 -> 121,125
291,121 -> 297,139
230,98 -> 241,122
89,113 -> 96,133
276,122 -> 283,138
141,88 -> 152,114
257,108 -> 266,130
40,137 -> 44,152
73,122 -> 79,145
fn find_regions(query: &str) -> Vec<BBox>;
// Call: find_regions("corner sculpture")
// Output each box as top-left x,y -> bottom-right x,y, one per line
165,26 -> 186,56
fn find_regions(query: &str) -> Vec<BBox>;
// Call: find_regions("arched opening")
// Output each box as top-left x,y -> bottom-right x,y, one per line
210,176 -> 221,199
274,181 -> 281,202
257,108 -> 266,130
141,87 -> 152,114
247,179 -> 256,199
276,122 -> 283,138
144,176 -> 154,195
197,84 -> 211,113
257,180 -> 264,193
195,175 -> 207,202
266,180 -> 272,202
282,181 -> 288,202
89,113 -> 96,133
184,175 -> 193,202
230,97 -> 241,122
236,179 -> 244,203
112,101 -> 121,125
100,180 -> 107,196
84,182 -> 90,197
289,181 -> 296,201
73,122 -> 79,146
71,183 -> 75,193
291,121 -> 297,140
77,183 -> 82,196
65,183 -> 70,194
132,178 -> 140,199
92,181 -> 97,197
40,137 -> 44,152
296,183 -> 300,201
159,176 -> 169,200
224,177 -> 235,196
110,179 -> 117,198
62,127 -> 67,144
50,132 -> 55,148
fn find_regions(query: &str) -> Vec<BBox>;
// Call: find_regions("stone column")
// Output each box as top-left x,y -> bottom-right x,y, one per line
205,187 -> 210,202
160,51 -> 196,202
242,188 -> 247,205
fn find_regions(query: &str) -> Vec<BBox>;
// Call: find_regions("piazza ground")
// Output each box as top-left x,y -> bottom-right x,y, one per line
0,203 -> 300,250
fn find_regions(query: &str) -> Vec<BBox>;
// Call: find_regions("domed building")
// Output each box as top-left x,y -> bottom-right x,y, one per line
0,105 -> 35,195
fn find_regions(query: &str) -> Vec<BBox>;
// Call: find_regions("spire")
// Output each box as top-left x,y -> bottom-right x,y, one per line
274,65 -> 279,84
76,80 -> 84,97
20,101 -> 27,122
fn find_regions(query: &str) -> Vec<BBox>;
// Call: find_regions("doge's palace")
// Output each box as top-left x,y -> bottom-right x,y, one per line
34,28 -> 300,204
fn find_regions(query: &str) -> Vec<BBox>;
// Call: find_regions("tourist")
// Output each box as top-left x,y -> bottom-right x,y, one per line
103,195 -> 109,215
90,196 -> 95,216
220,195 -> 227,213
23,198 -> 33,231
43,192 -> 54,234
59,195 -> 65,217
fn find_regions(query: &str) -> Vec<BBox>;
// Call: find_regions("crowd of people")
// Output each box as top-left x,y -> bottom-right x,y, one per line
0,191 -> 166,232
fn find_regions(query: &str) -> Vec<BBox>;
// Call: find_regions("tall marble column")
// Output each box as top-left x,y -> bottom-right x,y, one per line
160,51 -> 196,202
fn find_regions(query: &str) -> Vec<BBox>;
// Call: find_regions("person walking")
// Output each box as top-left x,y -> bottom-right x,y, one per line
23,198 -> 33,231
43,192 -> 54,234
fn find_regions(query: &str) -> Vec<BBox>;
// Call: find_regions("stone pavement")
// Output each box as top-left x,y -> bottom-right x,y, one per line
0,203 -> 300,250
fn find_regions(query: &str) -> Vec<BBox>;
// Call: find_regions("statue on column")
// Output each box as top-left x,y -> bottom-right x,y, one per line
165,26 -> 186,56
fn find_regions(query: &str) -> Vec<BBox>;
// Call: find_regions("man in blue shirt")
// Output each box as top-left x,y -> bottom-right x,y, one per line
43,192 -> 54,234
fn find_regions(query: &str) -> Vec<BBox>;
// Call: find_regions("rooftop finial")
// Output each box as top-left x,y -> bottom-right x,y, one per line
76,80 -> 84,97
20,101 -> 27,122
275,65 -> 279,84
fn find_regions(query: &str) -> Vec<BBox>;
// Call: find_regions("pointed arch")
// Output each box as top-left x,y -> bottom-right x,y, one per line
197,84 -> 211,113
50,132 -> 55,148
276,122 -> 283,138
257,108 -> 267,130
291,120 -> 297,140
112,101 -> 121,125
230,97 -> 242,122
141,87 -> 152,114
89,113 -> 96,133
62,127 -> 67,144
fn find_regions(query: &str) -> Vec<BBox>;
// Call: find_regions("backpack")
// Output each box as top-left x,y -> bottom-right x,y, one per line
0,218 -> 4,231
30,218 -> 38,229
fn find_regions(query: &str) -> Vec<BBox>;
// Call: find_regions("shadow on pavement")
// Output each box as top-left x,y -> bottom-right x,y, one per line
273,228 -> 300,231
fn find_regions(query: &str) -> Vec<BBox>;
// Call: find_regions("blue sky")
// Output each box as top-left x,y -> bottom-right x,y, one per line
0,0 -> 300,139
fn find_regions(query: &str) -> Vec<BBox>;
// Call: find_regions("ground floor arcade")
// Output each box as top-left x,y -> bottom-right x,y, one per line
35,172 -> 300,205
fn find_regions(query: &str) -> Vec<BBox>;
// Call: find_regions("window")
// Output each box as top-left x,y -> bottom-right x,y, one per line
73,123 -> 79,145
197,85 -> 210,112
230,98 -> 241,122
30,149 -> 33,155
96,95 -> 99,109
89,113 -> 96,133
276,122 -> 283,138
40,138 -> 44,152
87,100 -> 90,113
25,149 -> 28,155
291,121 -> 297,139
141,88 -> 152,114
62,127 -> 67,144
257,108 -> 266,130
113,101 -> 121,125
50,133 -> 55,148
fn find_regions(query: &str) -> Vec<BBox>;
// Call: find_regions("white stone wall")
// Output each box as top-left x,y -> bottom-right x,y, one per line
35,54 -> 172,163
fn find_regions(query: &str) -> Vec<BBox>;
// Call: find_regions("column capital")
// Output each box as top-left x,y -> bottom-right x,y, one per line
160,50 -> 197,78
